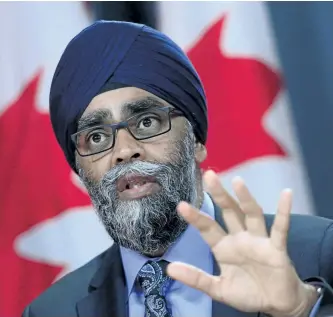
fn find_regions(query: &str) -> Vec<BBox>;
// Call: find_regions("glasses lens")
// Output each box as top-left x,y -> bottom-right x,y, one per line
128,108 -> 170,139
75,125 -> 114,155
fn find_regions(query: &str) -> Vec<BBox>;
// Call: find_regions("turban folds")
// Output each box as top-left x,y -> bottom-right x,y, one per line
49,20 -> 207,171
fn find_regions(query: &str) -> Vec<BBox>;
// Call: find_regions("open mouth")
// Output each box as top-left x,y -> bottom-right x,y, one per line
116,174 -> 161,200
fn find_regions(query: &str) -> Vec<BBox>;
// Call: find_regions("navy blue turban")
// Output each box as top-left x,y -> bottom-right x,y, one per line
49,20 -> 207,171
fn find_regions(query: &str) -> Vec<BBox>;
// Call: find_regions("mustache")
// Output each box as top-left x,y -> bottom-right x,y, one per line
99,160 -> 173,187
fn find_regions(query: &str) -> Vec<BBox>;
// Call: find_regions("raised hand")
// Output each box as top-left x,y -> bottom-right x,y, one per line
167,170 -> 318,317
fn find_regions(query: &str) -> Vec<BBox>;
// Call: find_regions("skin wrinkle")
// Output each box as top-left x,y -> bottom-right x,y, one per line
77,97 -> 166,132
77,119 -> 204,257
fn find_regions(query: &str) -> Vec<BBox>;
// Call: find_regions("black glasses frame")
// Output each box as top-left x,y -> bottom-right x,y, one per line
71,106 -> 183,157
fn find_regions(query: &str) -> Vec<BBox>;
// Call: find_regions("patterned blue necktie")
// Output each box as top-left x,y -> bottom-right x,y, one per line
137,260 -> 173,317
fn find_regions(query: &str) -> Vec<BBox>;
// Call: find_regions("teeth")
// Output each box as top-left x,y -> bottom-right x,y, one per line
126,180 -> 147,190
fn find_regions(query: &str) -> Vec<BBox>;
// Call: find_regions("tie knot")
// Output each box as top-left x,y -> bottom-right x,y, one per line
137,260 -> 173,297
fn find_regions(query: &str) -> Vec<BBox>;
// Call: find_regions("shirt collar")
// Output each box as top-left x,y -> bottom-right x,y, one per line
120,192 -> 215,297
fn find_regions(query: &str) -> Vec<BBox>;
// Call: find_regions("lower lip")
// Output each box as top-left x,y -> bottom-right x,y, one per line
118,182 -> 161,200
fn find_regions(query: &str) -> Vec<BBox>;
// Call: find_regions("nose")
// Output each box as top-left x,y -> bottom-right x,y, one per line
110,129 -> 145,166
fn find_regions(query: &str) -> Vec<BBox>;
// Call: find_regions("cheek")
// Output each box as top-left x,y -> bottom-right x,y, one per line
143,135 -> 179,163
143,144 -> 170,162
77,155 -> 109,183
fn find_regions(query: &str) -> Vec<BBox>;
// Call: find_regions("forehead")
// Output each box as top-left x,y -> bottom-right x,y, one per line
77,87 -> 171,131
83,87 -> 169,118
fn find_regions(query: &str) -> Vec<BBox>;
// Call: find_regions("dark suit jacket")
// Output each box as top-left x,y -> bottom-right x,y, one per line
22,202 -> 333,317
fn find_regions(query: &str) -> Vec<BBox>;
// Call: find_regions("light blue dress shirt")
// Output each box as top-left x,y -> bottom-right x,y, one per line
120,192 -> 322,317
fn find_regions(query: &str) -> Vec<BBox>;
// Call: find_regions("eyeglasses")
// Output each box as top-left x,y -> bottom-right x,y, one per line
71,106 -> 183,157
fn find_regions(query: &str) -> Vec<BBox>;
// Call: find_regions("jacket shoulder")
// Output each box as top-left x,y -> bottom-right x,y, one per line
23,249 -> 108,316
265,213 -> 333,280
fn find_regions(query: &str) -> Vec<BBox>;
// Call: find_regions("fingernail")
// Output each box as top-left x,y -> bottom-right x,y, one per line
282,188 -> 293,196
232,176 -> 244,185
177,201 -> 190,215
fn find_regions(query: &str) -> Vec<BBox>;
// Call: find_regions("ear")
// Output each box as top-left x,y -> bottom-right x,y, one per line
195,142 -> 207,164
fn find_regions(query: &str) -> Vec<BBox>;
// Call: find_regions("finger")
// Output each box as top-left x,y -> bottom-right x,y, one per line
167,261 -> 225,302
270,189 -> 292,251
204,170 -> 245,234
232,177 -> 268,237
177,201 -> 227,250
178,202 -> 246,265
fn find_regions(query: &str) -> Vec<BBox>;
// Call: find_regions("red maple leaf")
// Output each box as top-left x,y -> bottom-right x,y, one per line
0,71 -> 91,317
187,16 -> 286,172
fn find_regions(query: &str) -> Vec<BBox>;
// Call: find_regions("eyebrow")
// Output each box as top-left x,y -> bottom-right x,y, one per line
121,96 -> 166,118
77,109 -> 113,131
77,96 -> 167,132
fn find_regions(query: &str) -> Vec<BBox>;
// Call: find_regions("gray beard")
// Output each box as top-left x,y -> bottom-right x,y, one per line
78,130 -> 198,257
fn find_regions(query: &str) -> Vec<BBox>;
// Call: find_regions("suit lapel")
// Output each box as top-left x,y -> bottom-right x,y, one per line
211,198 -> 258,317
76,244 -> 128,317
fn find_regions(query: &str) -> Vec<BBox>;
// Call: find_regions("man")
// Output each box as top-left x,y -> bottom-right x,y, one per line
22,20 -> 333,317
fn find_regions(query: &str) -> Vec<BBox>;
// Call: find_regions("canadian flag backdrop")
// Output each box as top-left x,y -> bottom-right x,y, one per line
0,3 -> 111,317
158,1 -> 314,216
0,2 -> 317,317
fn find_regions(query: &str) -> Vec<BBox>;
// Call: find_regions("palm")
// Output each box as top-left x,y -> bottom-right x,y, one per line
217,236 -> 293,312
167,171 -> 308,316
